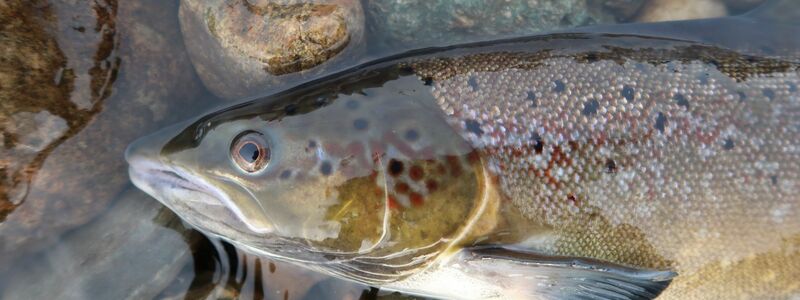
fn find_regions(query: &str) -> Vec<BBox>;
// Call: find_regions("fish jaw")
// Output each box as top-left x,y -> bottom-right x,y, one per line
125,126 -> 275,236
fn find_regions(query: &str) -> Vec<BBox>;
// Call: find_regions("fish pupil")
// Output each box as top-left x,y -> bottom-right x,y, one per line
240,142 -> 260,163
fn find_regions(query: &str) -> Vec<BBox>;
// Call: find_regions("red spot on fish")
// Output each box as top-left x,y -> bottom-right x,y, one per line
409,192 -> 424,207
467,151 -> 480,164
446,156 -> 462,177
394,182 -> 410,194
425,180 -> 439,192
388,195 -> 400,210
374,187 -> 384,197
567,193 -> 578,205
409,165 -> 424,181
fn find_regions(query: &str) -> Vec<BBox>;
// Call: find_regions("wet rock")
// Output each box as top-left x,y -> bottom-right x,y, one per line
179,0 -> 365,100
365,0 -> 618,51
637,0 -> 728,22
0,0 -> 212,268
0,188 -> 202,300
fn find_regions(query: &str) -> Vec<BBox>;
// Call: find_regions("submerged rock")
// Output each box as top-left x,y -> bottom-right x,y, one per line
364,0 -> 625,50
637,0 -> 728,22
0,0 -> 211,268
179,0 -> 365,100
0,188 -> 201,300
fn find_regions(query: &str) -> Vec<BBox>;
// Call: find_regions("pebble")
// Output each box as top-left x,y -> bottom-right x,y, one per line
180,0 -> 365,100
637,0 -> 728,22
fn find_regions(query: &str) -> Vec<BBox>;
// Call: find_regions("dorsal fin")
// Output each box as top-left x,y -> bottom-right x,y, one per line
743,0 -> 800,24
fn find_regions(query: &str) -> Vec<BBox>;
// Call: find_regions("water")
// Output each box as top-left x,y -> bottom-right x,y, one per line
0,0 -> 769,299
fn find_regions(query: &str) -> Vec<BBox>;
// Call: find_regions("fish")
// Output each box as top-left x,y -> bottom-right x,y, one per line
126,1 -> 800,299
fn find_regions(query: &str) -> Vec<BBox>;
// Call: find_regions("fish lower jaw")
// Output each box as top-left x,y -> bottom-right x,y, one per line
128,162 -> 219,205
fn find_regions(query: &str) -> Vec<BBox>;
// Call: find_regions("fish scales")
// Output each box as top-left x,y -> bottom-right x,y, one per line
407,37 -> 800,297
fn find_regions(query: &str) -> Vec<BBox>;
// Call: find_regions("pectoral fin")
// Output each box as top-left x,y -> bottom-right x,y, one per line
455,246 -> 676,300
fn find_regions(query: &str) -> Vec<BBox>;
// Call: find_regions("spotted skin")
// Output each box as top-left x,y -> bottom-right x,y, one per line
410,35 -> 800,298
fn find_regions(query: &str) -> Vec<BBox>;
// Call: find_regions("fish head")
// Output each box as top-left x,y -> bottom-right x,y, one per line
126,71 -> 489,282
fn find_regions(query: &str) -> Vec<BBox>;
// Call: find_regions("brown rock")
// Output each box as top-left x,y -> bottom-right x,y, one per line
179,0 -> 365,100
637,0 -> 728,22
0,0 -> 212,268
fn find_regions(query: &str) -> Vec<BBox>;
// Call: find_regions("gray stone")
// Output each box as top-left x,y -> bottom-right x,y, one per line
0,187 -> 201,300
365,0 -> 625,50
0,0 -> 212,267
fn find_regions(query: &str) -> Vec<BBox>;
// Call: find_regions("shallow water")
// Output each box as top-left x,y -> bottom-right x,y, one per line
0,0 -> 775,299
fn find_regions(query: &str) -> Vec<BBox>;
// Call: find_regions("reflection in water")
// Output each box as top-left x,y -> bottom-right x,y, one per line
161,236 -> 406,300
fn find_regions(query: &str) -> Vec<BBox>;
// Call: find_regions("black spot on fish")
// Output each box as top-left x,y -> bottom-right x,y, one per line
582,99 -> 600,116
674,93 -> 690,109
723,138 -> 735,150
314,96 -> 328,108
388,159 -> 404,176
465,119 -> 484,136
526,91 -> 538,107
746,56 -> 758,63
763,88 -> 775,100
308,140 -> 317,148
468,75 -> 479,91
708,59 -> 721,69
621,85 -> 635,102
399,65 -> 414,74
280,170 -> 292,179
605,158 -> 617,174
737,91 -> 747,101
698,73 -> 709,85
404,129 -> 419,142
284,104 -> 298,115
345,100 -> 360,110
353,119 -> 368,130
666,62 -> 678,73
320,161 -> 333,176
532,132 -> 544,154
553,80 -> 565,93
585,52 -> 599,63
789,83 -> 798,92
771,175 -> 778,185
423,77 -> 433,86
654,112 -> 667,133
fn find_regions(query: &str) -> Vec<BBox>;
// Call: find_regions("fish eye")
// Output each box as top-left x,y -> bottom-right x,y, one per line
231,131 -> 270,173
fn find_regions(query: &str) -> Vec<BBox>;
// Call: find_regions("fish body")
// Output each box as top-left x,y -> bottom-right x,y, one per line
127,4 -> 800,299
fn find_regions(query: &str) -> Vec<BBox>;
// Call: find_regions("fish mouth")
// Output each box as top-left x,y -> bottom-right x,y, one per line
127,157 -> 228,209
127,155 -> 276,236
